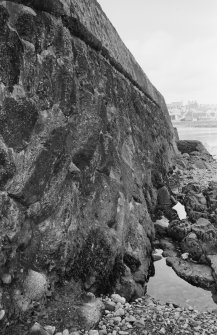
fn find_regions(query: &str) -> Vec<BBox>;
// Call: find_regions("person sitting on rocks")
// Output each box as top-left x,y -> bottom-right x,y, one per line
155,177 -> 178,221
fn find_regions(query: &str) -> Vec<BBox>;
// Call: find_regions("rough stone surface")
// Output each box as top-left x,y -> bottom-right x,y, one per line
23,270 -> 48,300
78,299 -> 105,330
168,219 -> 192,241
166,257 -> 215,289
177,140 -> 210,155
0,0 -> 177,332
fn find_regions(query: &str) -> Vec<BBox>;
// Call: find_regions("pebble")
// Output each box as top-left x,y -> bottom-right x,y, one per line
44,326 -> 56,335
95,294 -> 217,335
89,331 -> 99,335
111,294 -> 126,305
0,310 -> 5,320
1,273 -> 12,284
114,308 -> 125,316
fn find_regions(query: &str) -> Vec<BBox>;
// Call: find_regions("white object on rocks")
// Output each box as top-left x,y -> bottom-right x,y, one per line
111,294 -> 126,305
155,216 -> 169,228
181,253 -> 189,260
172,202 -> 187,220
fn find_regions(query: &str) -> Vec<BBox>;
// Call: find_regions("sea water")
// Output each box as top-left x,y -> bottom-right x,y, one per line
177,126 -> 217,158
148,250 -> 217,311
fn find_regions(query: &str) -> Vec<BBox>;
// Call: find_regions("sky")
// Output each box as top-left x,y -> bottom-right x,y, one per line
97,0 -> 217,104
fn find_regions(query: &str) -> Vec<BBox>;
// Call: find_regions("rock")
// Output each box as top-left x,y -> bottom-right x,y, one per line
29,323 -> 50,335
1,273 -> 12,284
152,253 -> 162,262
168,219 -> 192,241
158,238 -> 177,251
181,252 -> 189,260
62,330 -> 69,335
114,308 -> 125,316
125,315 -> 136,323
13,289 -> 31,312
180,218 -> 217,263
111,294 -> 126,305
78,299 -> 105,330
181,232 -> 203,262
23,270 -> 48,301
104,300 -> 116,312
183,183 -> 208,215
166,257 -> 215,289
133,268 -> 147,284
44,326 -> 56,335
112,316 -> 122,324
154,217 -> 169,237
162,249 -> 178,257
207,255 -> 217,281
0,310 -> 5,320
177,140 -> 210,155
89,331 -> 99,335
123,253 -> 141,272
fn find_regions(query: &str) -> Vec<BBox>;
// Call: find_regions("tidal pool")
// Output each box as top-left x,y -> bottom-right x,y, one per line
147,250 -> 217,312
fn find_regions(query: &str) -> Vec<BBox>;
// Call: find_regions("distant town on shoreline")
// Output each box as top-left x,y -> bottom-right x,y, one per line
167,101 -> 217,124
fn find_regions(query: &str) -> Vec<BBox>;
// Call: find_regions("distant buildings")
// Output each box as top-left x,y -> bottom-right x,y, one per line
167,101 -> 217,122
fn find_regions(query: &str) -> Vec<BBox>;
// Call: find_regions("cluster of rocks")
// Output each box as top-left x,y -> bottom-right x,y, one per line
97,294 -> 217,335
154,140 -> 217,290
27,293 -> 217,335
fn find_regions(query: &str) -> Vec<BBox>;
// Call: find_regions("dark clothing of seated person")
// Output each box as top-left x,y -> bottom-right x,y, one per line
156,183 -> 178,221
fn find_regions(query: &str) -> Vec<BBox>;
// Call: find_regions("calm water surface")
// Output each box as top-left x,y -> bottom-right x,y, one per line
177,126 -> 217,158
147,251 -> 217,312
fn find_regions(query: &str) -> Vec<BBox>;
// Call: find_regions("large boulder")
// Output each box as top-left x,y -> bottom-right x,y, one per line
183,183 -> 207,213
168,219 -> 192,241
177,140 -> 210,155
181,232 -> 204,262
176,218 -> 217,264
166,257 -> 215,290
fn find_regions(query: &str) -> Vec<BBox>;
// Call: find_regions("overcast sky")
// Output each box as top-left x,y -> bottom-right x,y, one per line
97,0 -> 217,104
